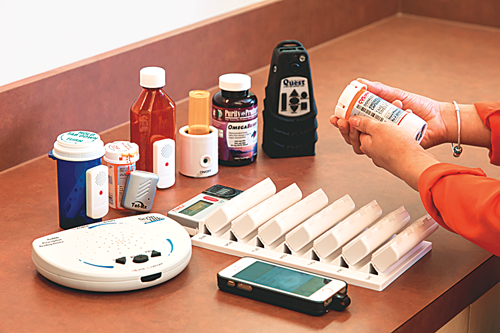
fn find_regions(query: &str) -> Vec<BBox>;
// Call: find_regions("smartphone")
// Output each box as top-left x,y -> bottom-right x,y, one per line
217,257 -> 350,316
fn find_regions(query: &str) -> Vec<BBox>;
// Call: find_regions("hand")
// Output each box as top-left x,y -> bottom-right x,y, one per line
330,78 -> 451,150
348,116 -> 440,191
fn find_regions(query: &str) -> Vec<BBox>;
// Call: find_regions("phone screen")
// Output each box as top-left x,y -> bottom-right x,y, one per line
233,261 -> 332,297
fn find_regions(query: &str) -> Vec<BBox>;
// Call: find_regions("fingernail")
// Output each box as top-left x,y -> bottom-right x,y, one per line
350,117 -> 360,127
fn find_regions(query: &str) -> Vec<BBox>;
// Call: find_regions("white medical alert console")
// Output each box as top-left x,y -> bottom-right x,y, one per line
168,184 -> 243,235
32,213 -> 191,292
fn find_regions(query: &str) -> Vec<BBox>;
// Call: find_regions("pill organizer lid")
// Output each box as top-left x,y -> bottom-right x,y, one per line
52,131 -> 105,162
219,73 -> 251,91
103,141 -> 140,164
335,80 -> 366,119
140,67 -> 166,88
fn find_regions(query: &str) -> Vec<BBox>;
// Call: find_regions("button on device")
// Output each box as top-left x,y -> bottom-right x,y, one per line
227,280 -> 235,287
281,93 -> 287,111
322,288 -> 333,293
115,257 -> 126,265
290,62 -> 300,73
237,283 -> 253,292
301,91 -> 308,99
290,105 -> 299,112
203,196 -> 219,202
290,97 -> 299,105
290,89 -> 299,97
151,250 -> 161,257
133,254 -> 149,263
301,102 -> 307,110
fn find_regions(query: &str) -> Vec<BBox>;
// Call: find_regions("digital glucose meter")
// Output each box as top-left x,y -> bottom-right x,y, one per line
168,184 -> 242,235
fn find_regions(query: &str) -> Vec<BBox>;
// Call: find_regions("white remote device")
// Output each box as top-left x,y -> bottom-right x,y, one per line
342,206 -> 410,266
86,165 -> 109,219
313,200 -> 382,259
285,194 -> 355,253
153,139 -> 175,189
204,178 -> 276,234
32,213 -> 192,292
258,189 -> 328,246
231,183 -> 302,240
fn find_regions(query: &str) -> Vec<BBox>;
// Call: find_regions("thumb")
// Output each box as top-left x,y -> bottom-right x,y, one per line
349,116 -> 376,134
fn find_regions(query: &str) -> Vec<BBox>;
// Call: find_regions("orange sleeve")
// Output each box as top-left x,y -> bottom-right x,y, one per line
474,101 -> 500,165
419,163 -> 500,256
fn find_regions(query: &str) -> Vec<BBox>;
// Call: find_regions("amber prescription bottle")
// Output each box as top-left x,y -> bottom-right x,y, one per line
335,80 -> 427,143
212,73 -> 258,166
130,67 -> 176,172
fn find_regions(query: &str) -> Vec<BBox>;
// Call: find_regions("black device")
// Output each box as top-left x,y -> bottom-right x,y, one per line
202,184 -> 243,199
262,40 -> 318,158
217,258 -> 351,316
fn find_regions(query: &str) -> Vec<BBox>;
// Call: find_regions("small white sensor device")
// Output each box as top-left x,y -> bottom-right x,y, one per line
153,139 -> 175,189
32,213 -> 192,292
86,165 -> 109,219
179,125 -> 218,178
122,171 -> 159,212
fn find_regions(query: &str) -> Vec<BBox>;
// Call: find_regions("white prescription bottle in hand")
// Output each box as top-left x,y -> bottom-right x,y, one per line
335,80 -> 427,143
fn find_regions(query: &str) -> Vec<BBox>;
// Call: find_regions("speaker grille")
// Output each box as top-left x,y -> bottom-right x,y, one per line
95,171 -> 106,186
161,144 -> 173,158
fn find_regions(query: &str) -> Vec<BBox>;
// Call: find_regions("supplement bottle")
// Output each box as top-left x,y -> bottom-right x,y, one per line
102,141 -> 139,210
335,80 -> 427,143
130,67 -> 176,172
212,73 -> 258,166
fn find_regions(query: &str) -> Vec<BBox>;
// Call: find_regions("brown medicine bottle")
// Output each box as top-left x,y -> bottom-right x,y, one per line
130,67 -> 176,172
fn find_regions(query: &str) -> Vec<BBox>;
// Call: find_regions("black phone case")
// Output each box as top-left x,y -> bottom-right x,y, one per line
217,273 -> 348,316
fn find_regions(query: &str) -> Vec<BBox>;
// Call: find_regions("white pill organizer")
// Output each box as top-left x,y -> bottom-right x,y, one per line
191,178 -> 439,291
32,213 -> 192,292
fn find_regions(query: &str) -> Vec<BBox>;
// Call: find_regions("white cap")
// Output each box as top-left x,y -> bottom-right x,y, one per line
140,67 -> 166,88
52,131 -> 105,162
103,141 -> 140,164
335,80 -> 366,119
219,73 -> 251,91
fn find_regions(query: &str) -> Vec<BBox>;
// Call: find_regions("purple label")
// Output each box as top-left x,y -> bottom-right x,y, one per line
212,105 -> 258,162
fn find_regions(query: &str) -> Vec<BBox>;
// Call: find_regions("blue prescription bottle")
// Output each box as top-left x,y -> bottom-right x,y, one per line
49,131 -> 106,229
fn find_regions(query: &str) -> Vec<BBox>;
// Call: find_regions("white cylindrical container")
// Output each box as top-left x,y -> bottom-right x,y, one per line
342,206 -> 410,266
103,141 -> 139,209
335,80 -> 427,143
371,215 -> 438,273
205,178 -> 276,233
313,200 -> 382,259
258,189 -> 329,246
285,194 -> 355,253
231,183 -> 303,240
179,125 -> 218,178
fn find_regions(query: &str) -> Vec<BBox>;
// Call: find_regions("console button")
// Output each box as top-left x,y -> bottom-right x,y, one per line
301,102 -> 307,110
133,254 -> 149,263
291,105 -> 299,112
290,62 -> 300,73
290,97 -> 299,105
115,257 -> 126,265
290,89 -> 299,97
301,91 -> 308,99
151,250 -> 161,257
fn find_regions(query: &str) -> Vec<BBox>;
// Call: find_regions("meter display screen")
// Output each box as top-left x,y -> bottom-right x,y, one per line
179,200 -> 213,216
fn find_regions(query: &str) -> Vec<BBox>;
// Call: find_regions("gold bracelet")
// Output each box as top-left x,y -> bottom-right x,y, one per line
451,101 -> 463,157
